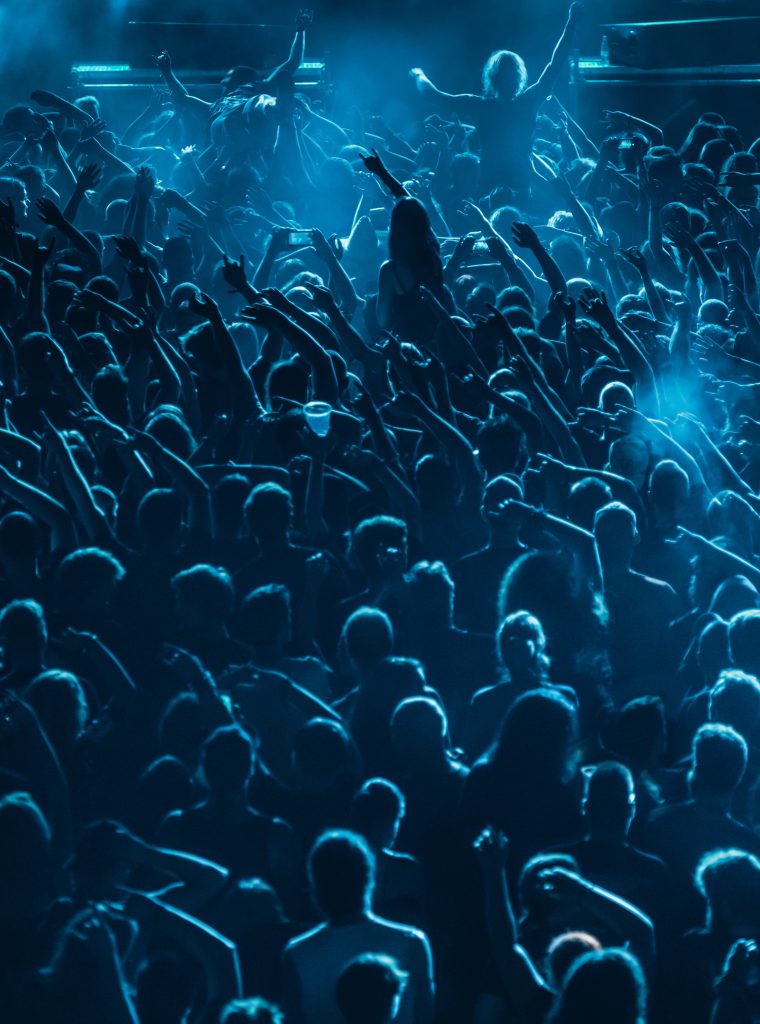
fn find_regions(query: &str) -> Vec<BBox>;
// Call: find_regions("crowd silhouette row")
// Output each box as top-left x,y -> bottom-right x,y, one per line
1,3 -> 760,1022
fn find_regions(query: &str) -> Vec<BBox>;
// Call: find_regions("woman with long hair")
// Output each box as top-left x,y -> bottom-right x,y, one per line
376,197 -> 454,343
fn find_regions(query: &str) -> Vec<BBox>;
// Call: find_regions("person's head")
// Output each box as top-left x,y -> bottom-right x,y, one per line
92,364 -> 129,425
0,175 -> 29,221
238,584 -> 292,653
567,477 -> 613,532
390,696 -> 449,766
481,475 -> 524,534
25,670 -> 88,754
689,723 -> 747,803
340,607 -> 394,675
213,474 -> 251,536
0,511 -> 39,572
388,197 -> 442,285
728,609 -> 760,677
404,561 -> 454,628
696,848 -> 760,935
0,792 -> 53,917
583,762 -> 635,841
649,459 -> 689,523
608,437 -> 649,491
594,502 -> 638,574
0,598 -> 47,670
351,516 -> 408,581
545,932 -> 602,990
308,829 -> 375,921
336,954 -> 407,1024
244,483 -> 293,544
497,610 -> 549,679
482,49 -> 528,99
55,548 -> 125,622
293,718 -> 357,788
609,696 -> 666,768
219,998 -> 284,1024
146,410 -> 195,460
708,670 -> 760,738
598,382 -> 634,416
492,689 -> 577,783
350,778 -> 406,851
476,415 -> 524,477
549,947 -> 646,1024
201,725 -> 255,798
136,488 -> 184,551
172,564 -> 234,632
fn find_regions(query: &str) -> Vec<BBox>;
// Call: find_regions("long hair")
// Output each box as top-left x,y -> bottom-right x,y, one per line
482,50 -> 528,100
388,198 -> 443,290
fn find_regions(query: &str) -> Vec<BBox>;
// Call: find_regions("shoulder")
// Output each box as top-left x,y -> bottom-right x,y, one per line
370,914 -> 431,950
284,922 -> 327,955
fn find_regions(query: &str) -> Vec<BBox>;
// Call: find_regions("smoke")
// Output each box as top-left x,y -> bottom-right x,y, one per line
0,0 -> 126,103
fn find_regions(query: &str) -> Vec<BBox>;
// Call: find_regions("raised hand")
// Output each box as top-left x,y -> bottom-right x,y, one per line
112,236 -> 144,264
620,246 -> 647,273
305,283 -> 339,315
601,109 -> 630,133
133,166 -> 155,201
295,8 -> 313,30
79,118 -> 107,143
511,221 -> 541,251
568,1 -> 585,24
153,50 -> 172,73
474,826 -> 509,868
221,253 -> 249,293
360,148 -> 386,176
578,287 -> 616,331
76,162 -> 103,192
31,236 -> 56,272
187,291 -> 219,320
410,67 -> 433,94
35,196 -> 66,229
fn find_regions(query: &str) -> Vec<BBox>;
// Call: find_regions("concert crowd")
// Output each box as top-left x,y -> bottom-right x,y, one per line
1,3 -> 760,1021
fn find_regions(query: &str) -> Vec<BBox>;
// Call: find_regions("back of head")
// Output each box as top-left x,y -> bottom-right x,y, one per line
696,848 -> 760,929
609,696 -> 666,765
649,459 -> 689,515
550,948 -> 645,1024
336,954 -> 407,1024
351,516 -> 408,579
341,607 -> 394,671
709,669 -> 760,737
220,998 -> 285,1024
172,564 -> 234,625
567,478 -> 613,531
593,502 -> 637,566
136,488 -> 184,549
728,609 -> 760,676
690,723 -> 747,800
56,547 -> 125,608
202,725 -> 254,795
0,511 -> 38,564
244,483 -> 293,542
404,561 -> 454,624
482,49 -> 527,99
239,584 -> 292,649
350,777 -> 405,849
585,762 -> 635,838
493,689 -> 577,782
0,598 -> 46,659
308,829 -> 375,920
546,931 -> 602,989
